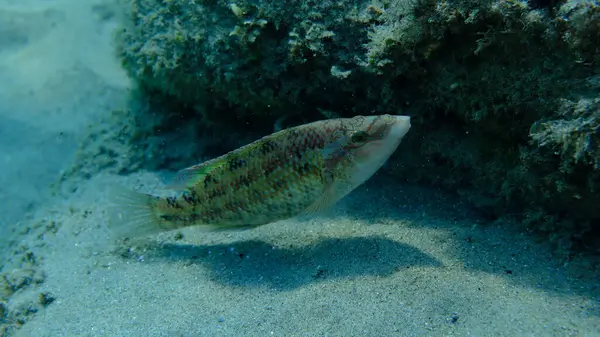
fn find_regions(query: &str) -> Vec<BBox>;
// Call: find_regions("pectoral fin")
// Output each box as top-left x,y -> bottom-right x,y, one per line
301,167 -> 353,215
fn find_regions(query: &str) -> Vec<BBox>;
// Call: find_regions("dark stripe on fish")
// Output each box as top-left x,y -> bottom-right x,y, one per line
260,139 -> 278,155
271,177 -> 288,191
166,196 -> 184,209
227,156 -> 246,171
203,174 -> 215,188
237,175 -> 252,188
159,213 -> 202,223
261,156 -> 282,177
207,187 -> 227,199
182,190 -> 201,206
295,162 -> 313,175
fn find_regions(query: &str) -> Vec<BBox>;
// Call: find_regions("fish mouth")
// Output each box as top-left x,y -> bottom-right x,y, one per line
388,115 -> 411,141
354,115 -> 410,158
354,114 -> 411,144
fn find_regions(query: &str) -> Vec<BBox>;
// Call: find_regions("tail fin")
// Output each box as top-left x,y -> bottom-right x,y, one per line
107,186 -> 166,239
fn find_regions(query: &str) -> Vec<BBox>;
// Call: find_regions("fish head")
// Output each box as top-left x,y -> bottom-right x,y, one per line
344,114 -> 411,149
334,114 -> 411,186
297,114 -> 412,215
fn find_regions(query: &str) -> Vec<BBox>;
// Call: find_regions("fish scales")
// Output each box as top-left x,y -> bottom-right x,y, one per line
109,115 -> 411,237
155,122 -> 331,228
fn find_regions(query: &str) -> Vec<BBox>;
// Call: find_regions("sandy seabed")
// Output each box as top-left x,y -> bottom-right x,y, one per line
0,0 -> 598,336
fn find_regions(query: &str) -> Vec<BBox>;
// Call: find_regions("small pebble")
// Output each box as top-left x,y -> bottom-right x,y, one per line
39,292 -> 56,307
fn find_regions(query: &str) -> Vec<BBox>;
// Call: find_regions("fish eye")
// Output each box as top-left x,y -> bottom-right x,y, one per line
351,131 -> 369,143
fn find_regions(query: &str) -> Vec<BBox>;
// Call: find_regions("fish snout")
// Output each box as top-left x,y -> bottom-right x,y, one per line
388,115 -> 411,140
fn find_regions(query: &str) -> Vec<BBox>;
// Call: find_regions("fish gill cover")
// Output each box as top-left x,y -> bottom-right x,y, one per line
61,0 -> 600,254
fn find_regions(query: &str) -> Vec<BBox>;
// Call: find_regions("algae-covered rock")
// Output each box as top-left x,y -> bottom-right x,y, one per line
376,0 -> 600,252
116,0 -> 381,127
110,0 -> 599,252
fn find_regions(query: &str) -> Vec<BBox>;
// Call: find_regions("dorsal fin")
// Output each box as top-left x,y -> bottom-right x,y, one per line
167,159 -> 225,190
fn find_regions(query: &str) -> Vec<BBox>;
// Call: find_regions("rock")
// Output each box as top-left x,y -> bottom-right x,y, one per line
39,292 -> 55,307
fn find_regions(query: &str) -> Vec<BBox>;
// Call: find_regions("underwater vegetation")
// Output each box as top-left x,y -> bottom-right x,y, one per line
66,0 -> 599,254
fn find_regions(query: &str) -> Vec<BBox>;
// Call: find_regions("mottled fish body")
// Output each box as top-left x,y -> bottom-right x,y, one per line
110,115 -> 411,237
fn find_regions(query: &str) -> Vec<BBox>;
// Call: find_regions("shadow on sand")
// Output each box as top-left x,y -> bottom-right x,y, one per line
116,176 -> 598,315
133,236 -> 441,290
347,177 -> 600,316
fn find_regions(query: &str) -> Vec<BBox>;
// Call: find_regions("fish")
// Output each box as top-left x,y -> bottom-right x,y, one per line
109,114 -> 411,238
